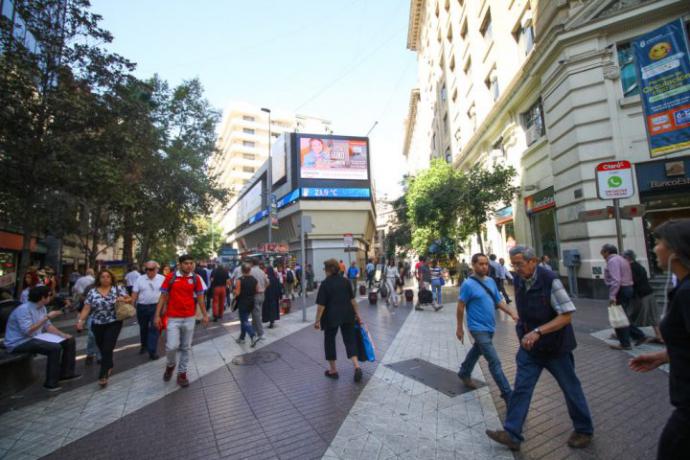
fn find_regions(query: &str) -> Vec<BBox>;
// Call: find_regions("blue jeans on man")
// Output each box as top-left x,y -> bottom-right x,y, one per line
136,303 -> 160,357
431,279 -> 443,305
504,348 -> 593,443
614,286 -> 647,347
458,331 -> 512,401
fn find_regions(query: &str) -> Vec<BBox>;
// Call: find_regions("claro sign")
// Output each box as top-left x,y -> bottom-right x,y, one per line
596,161 -> 635,200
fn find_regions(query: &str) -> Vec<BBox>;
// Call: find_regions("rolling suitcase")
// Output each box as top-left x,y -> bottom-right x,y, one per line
418,288 -> 433,305
359,284 -> 366,296
368,290 -> 378,305
404,289 -> 414,302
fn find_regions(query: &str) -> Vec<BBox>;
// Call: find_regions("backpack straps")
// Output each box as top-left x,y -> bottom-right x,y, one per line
469,276 -> 500,308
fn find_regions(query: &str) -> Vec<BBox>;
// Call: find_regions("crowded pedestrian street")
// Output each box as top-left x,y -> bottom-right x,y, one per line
0,283 -> 670,460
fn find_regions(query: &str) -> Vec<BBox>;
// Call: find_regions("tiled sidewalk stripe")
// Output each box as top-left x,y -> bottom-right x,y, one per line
0,305 -> 320,460
478,308 -> 672,460
324,302 -> 516,460
39,299 -> 412,460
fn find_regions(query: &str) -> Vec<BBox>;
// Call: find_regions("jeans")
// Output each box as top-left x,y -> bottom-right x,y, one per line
238,308 -> 255,340
458,331 -> 512,400
12,337 -> 76,387
136,303 -> 159,355
212,286 -> 226,319
92,320 -> 123,379
85,316 -> 101,360
252,293 -> 265,337
431,279 -> 442,304
504,348 -> 593,443
615,286 -> 647,347
367,273 -> 374,289
165,317 -> 196,374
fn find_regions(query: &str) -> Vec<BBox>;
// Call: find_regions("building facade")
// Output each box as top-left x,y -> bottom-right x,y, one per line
405,0 -> 690,297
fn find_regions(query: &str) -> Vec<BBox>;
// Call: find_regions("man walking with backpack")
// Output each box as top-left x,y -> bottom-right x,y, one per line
154,254 -> 208,388
347,262 -> 360,295
456,254 -> 518,403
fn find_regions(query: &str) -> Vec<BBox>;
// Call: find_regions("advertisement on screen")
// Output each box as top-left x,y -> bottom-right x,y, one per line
272,134 -> 287,185
299,136 -> 368,180
633,19 -> 690,158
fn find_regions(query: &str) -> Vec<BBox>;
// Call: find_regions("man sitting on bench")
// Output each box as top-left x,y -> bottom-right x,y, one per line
4,286 -> 80,391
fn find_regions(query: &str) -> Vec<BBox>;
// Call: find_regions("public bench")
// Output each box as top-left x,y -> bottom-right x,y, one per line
0,300 -> 35,397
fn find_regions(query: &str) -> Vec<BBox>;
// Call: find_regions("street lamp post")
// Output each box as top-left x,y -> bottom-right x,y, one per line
261,107 -> 272,244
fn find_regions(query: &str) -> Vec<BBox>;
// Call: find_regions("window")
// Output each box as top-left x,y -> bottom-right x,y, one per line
441,84 -> 447,102
492,137 -> 506,160
480,10 -> 493,43
513,21 -> 534,55
2,0 -> 14,20
449,55 -> 455,71
463,56 -> 472,75
242,128 -> 255,135
460,18 -> 468,40
467,103 -> 477,132
445,147 -> 452,163
242,153 -> 255,160
443,113 -> 449,134
485,69 -> 499,101
242,166 -> 255,173
447,25 -> 453,42
435,2 -> 439,18
617,43 -> 639,97
444,0 -> 450,12
452,88 -> 458,102
242,140 -> 255,147
242,115 -> 255,122
521,99 -> 546,146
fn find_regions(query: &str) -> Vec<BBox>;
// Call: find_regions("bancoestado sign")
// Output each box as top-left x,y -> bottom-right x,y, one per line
596,161 -> 635,199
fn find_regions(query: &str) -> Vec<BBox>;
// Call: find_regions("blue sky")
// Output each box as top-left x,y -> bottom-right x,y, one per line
90,0 -> 418,198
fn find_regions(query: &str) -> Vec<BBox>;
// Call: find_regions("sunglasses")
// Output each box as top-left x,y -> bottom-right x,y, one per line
145,267 -> 157,271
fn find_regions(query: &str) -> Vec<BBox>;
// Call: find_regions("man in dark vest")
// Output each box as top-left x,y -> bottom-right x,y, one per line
486,245 -> 593,451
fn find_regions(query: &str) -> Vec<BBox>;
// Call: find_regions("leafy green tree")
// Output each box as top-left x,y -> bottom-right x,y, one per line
186,217 -> 223,261
456,163 -> 519,253
0,0 -> 133,288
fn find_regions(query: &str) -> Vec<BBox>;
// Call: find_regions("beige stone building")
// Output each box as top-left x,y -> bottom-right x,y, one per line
404,0 -> 690,296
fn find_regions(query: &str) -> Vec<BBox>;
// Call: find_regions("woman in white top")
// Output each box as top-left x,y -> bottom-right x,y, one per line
383,259 -> 400,307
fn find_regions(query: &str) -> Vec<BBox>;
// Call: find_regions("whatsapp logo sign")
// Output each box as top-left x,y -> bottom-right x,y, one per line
608,175 -> 623,188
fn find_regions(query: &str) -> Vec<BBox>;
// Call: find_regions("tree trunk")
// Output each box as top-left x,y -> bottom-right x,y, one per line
16,228 -> 33,296
89,224 -> 99,269
476,226 -> 484,254
122,211 -> 133,264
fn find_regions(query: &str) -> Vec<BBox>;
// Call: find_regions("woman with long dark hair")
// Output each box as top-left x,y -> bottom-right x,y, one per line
76,269 -> 132,388
630,219 -> 690,459
262,265 -> 282,328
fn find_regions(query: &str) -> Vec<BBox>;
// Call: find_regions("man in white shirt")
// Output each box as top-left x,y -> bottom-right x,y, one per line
125,265 -> 141,296
73,269 -> 95,300
250,258 -> 270,342
131,261 -> 165,360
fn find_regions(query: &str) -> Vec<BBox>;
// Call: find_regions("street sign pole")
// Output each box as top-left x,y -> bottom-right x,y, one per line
613,199 -> 624,253
300,224 -> 306,322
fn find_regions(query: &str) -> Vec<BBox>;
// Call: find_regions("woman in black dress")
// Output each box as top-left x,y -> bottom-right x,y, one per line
630,219 -> 690,459
233,264 -> 259,347
262,265 -> 282,328
314,258 -> 364,382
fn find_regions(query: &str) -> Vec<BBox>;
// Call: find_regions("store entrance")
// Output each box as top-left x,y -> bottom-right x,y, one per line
642,192 -> 690,275
531,207 -> 560,271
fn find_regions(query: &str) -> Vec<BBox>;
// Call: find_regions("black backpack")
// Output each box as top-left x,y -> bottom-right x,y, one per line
286,270 -> 294,284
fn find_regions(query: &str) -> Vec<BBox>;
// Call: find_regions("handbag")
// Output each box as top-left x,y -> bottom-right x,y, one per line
608,304 -> 630,329
114,300 -> 136,321
355,323 -> 376,362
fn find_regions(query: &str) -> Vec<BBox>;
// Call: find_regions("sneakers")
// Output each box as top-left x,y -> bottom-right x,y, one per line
567,432 -> 592,449
486,430 -> 521,451
459,376 -> 478,389
250,336 -> 263,348
414,305 -> 424,311
163,364 -> 175,382
177,372 -> 190,388
354,367 -> 363,383
43,384 -> 62,392
433,304 -> 444,312
235,337 -> 246,344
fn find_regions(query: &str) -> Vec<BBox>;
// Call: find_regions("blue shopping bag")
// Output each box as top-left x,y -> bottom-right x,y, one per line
356,323 -> 376,362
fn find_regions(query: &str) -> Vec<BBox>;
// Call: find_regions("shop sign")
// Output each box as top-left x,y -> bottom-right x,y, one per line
524,186 -> 556,215
494,206 -> 513,225
635,155 -> 690,194
632,19 -> 690,158
596,161 -> 635,199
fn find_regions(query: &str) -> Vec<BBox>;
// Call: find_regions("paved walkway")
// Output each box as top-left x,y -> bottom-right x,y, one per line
0,283 -> 674,459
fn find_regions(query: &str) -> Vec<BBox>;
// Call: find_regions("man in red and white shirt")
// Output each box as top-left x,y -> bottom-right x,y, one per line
155,254 -> 208,387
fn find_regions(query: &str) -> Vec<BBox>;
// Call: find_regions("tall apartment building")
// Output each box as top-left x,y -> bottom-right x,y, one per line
211,102 -> 331,233
404,0 -> 690,297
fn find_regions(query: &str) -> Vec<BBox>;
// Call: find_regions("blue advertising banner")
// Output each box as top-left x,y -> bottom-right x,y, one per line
633,19 -> 690,158
301,187 -> 371,199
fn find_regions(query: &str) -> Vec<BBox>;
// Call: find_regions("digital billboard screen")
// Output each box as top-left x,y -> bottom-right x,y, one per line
298,136 -> 368,180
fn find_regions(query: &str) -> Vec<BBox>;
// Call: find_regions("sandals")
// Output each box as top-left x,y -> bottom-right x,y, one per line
324,370 -> 339,379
